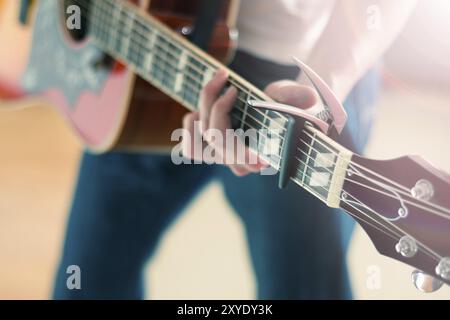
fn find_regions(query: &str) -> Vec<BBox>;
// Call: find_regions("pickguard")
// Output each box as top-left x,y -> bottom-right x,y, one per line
22,0 -> 110,107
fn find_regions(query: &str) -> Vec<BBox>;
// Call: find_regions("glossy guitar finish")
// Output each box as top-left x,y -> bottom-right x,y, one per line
342,154 -> 450,287
0,0 -> 34,99
0,0 -> 237,151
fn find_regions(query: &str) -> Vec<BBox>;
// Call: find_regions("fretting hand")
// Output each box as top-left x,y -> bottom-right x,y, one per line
182,70 -> 318,176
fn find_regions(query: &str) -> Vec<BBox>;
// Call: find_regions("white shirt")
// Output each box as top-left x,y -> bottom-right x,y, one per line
236,0 -> 336,64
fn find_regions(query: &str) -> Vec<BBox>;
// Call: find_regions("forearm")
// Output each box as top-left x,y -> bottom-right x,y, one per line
301,0 -> 417,101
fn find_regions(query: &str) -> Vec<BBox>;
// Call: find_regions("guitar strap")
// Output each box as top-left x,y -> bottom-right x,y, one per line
190,0 -> 226,50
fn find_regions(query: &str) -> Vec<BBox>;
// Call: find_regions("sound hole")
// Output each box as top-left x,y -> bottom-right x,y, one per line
62,0 -> 91,41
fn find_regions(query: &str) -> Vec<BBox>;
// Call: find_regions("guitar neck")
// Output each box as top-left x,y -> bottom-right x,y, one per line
86,0 -> 354,209
88,0 -> 262,110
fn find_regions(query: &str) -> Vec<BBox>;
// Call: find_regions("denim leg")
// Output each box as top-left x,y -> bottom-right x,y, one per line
53,152 -> 214,299
221,171 -> 353,299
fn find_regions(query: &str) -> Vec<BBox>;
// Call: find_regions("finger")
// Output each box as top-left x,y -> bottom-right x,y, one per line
265,80 -> 318,109
199,69 -> 228,134
224,131 -> 269,175
203,87 -> 237,163
208,86 -> 270,172
208,86 -> 238,136
205,86 -> 238,163
229,164 -> 252,177
228,160 -> 267,177
182,112 -> 204,161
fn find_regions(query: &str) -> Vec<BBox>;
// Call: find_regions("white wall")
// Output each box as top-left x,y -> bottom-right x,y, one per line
385,0 -> 450,90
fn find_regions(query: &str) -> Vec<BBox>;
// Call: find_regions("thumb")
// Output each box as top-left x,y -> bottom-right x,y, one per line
264,80 -> 318,110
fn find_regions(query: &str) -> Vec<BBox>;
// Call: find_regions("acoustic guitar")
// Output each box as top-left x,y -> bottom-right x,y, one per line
1,0 -> 449,292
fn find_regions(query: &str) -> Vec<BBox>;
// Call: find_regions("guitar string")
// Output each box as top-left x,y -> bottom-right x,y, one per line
293,159 -> 441,262
196,119 -> 283,170
300,128 -> 449,215
343,177 -> 450,221
217,123 -> 448,261
296,139 -> 450,221
73,0 -> 290,132
292,157 -> 442,262
219,128 -> 442,262
299,131 -> 450,217
73,0 -> 450,219
302,129 -> 444,208
301,130 -> 409,193
342,190 -> 442,261
296,144 -> 450,224
180,117 -> 441,263
298,137 -> 450,217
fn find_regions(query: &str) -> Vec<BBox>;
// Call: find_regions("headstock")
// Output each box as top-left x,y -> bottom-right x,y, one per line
341,154 -> 450,291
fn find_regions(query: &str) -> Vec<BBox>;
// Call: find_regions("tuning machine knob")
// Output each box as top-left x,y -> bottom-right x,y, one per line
436,257 -> 450,280
395,236 -> 418,258
411,270 -> 443,293
411,179 -> 434,201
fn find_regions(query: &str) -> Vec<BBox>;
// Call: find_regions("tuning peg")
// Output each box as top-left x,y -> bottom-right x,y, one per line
411,270 -> 443,293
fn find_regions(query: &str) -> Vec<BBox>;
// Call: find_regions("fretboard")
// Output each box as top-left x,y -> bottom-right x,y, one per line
83,0 -> 352,208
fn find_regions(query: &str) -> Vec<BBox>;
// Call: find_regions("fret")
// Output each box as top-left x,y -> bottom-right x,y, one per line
255,109 -> 270,161
92,1 -> 106,41
174,51 -> 188,93
150,34 -> 180,90
112,6 -> 124,57
121,9 -> 134,58
127,18 -> 147,69
174,72 -> 184,93
203,68 -> 215,87
181,56 -> 210,108
304,132 -> 331,203
220,78 -> 289,169
104,0 -> 120,51
240,99 -> 249,130
229,81 -> 259,131
185,59 -> 204,83
300,134 -> 313,186
89,1 -> 104,43
101,1 -> 114,47
224,86 -> 286,169
292,127 -> 353,207
264,111 -> 285,169
141,28 -> 157,73
237,89 -> 249,130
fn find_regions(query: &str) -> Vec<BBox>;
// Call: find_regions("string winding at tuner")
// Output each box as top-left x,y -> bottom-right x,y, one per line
293,154 -> 443,264
298,131 -> 450,219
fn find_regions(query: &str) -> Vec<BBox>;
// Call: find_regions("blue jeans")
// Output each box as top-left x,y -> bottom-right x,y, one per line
53,51 -> 379,299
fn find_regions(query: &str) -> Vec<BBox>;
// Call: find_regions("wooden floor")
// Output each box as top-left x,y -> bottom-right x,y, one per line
0,105 -> 81,299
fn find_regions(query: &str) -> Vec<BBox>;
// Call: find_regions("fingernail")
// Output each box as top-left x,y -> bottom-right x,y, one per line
227,86 -> 238,96
258,158 -> 270,168
199,121 -> 206,134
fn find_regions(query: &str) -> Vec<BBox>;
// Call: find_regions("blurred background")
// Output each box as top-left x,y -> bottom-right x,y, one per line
1,1 -> 450,299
